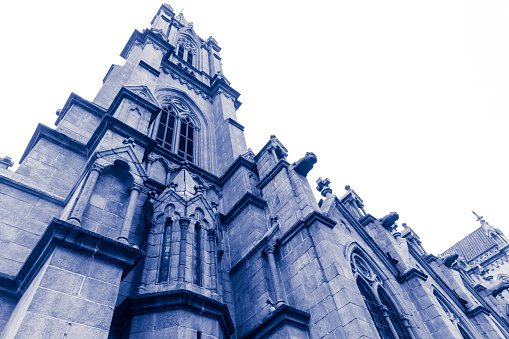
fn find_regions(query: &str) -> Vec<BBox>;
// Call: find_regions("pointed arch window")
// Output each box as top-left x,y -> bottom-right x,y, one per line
352,251 -> 413,339
176,36 -> 197,67
155,98 -> 198,164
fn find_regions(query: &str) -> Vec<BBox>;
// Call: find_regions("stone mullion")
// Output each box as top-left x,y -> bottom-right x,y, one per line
67,163 -> 103,226
118,182 -> 143,244
380,305 -> 399,339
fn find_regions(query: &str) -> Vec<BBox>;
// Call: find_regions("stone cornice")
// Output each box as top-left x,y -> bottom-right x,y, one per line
120,29 -> 173,60
256,160 -> 290,190
0,218 -> 143,300
20,123 -> 87,163
465,305 -> 491,318
161,61 -> 213,102
114,289 -> 235,338
228,117 -> 245,131
279,211 -> 337,247
221,192 -> 267,225
220,156 -> 257,184
55,92 -> 107,126
86,115 -> 157,163
0,175 -> 65,206
240,304 -> 310,339
108,86 -> 162,125
396,267 -> 428,283
138,60 -> 161,77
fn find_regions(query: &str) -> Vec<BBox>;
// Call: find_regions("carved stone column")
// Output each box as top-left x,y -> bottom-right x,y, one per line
380,305 -> 399,339
67,164 -> 103,226
178,217 -> 191,285
208,229 -> 218,295
118,182 -> 143,244
402,317 -> 417,339
137,223 -> 157,294
264,244 -> 285,306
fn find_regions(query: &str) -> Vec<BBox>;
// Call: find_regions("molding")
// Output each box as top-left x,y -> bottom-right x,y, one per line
359,214 -> 376,226
227,118 -> 244,131
228,211 -> 337,275
20,123 -> 88,163
86,115 -> 157,163
256,160 -> 290,190
120,29 -> 172,60
221,192 -> 267,225
241,304 -> 310,339
466,305 -> 491,318
396,268 -> 428,283
138,60 -> 161,77
279,211 -> 336,247
220,156 -> 257,184
229,225 -> 279,276
0,175 -> 65,206
0,218 -> 143,300
108,86 -> 162,125
424,254 -> 438,263
473,284 -> 486,293
114,289 -> 235,338
55,92 -> 107,126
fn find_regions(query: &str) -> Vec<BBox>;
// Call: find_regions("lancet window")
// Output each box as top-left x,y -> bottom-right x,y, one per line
351,251 -> 412,339
155,98 -> 198,163
176,36 -> 197,67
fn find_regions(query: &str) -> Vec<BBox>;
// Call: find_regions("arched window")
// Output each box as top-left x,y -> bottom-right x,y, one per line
351,250 -> 413,339
155,97 -> 198,164
357,279 -> 393,339
378,288 -> 412,339
176,36 -> 197,67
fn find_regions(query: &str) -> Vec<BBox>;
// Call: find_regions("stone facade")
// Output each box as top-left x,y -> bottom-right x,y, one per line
1,4 -> 509,338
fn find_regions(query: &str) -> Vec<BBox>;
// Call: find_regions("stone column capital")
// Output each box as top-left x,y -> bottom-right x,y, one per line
130,182 -> 144,192
207,229 -> 217,240
264,244 -> 276,255
90,163 -> 105,173
179,217 -> 191,229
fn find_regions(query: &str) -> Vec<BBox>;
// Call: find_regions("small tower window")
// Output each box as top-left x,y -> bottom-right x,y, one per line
177,45 -> 185,59
176,36 -> 197,67
155,98 -> 199,164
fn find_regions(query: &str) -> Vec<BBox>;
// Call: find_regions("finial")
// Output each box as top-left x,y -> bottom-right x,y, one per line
345,185 -> 351,191
316,177 -> 332,197
0,156 -> 14,169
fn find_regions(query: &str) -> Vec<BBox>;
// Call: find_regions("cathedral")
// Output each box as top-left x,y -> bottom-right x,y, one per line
1,4 -> 509,338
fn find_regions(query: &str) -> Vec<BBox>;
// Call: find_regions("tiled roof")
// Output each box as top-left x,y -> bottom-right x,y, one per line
442,227 -> 498,263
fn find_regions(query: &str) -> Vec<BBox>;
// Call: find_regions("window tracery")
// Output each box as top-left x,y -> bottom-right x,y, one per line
155,97 -> 198,163
176,36 -> 197,67
351,250 -> 412,339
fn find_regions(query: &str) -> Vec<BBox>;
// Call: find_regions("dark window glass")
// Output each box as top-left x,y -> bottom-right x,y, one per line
177,117 -> 194,162
378,288 -> 411,339
156,107 -> 177,151
358,279 -> 394,339
177,45 -> 184,58
187,52 -> 194,65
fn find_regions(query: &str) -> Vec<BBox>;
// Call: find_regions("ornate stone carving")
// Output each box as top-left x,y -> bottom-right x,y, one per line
292,152 -> 317,177
487,279 -> 509,297
316,177 -> 332,197
177,36 -> 197,54
442,253 -> 459,268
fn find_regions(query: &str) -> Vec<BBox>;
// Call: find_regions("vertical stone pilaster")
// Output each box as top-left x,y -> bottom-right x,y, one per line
67,164 -> 103,226
264,244 -> 285,306
208,229 -> 218,296
178,217 -> 191,285
118,182 -> 142,244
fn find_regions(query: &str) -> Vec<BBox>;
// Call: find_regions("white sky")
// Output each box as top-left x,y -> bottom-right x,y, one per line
1,1 -> 508,255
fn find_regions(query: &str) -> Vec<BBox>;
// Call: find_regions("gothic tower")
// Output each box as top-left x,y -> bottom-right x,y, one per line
2,4 -> 509,339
